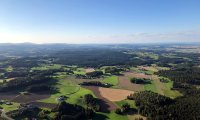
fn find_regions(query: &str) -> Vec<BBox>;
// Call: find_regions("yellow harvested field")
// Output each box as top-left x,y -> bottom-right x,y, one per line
124,72 -> 151,79
85,68 -> 95,73
98,87 -> 134,101
138,66 -> 158,72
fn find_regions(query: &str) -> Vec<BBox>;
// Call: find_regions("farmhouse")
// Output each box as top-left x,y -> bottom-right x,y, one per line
57,95 -> 67,102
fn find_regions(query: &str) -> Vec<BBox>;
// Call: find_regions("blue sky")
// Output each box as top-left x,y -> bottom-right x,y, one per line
0,0 -> 200,43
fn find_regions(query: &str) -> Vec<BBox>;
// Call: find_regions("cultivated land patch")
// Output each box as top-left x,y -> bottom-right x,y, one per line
138,65 -> 170,74
98,87 -> 134,101
83,86 -> 117,111
118,76 -> 143,91
118,72 -> 151,91
124,72 -> 152,79
85,68 -> 95,73
83,86 -> 134,112
138,66 -> 158,72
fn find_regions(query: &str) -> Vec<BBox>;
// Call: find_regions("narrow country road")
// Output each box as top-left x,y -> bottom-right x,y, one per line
1,109 -> 14,120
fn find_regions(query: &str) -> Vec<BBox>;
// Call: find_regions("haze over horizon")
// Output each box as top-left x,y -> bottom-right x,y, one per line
1,0 -> 200,44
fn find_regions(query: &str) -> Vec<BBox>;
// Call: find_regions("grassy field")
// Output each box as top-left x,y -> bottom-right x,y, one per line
40,78 -> 80,103
144,76 -> 182,98
0,102 -> 19,112
40,77 -> 95,107
130,67 -> 141,72
5,66 -> 13,72
94,112 -> 129,120
137,65 -> 170,75
115,99 -> 137,108
102,76 -> 119,86
144,80 -> 158,93
73,68 -> 86,75
131,66 -> 181,98
162,79 -> 182,98
31,64 -> 63,71
66,87 -> 95,106
136,52 -> 159,60
98,99 -> 137,120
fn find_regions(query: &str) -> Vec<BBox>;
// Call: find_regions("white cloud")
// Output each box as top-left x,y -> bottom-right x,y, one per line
0,30 -> 200,44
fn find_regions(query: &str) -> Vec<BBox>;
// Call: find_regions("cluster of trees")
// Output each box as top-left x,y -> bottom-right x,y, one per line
26,84 -> 52,93
105,67 -> 124,75
2,70 -> 28,78
157,56 -> 187,66
130,78 -> 151,84
0,76 -> 54,92
53,101 -> 94,120
8,57 -> 43,68
81,81 -> 112,88
115,103 -> 132,115
0,65 -> 74,79
156,67 -> 200,85
84,94 -> 100,111
127,91 -> 200,120
52,49 -> 133,67
76,71 -> 103,79
10,101 -> 95,120
159,77 -> 169,83
9,105 -> 41,119
86,71 -> 103,78
0,64 -> 74,92
31,68 -> 74,76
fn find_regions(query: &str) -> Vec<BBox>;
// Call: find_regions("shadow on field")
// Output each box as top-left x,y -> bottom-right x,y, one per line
125,108 -> 138,115
97,99 -> 111,113
93,113 -> 109,120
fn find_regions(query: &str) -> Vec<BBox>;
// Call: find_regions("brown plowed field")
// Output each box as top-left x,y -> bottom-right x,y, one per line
83,86 -> 117,112
98,87 -> 133,101
85,68 -> 95,73
118,76 -> 143,91
83,86 -> 134,112
118,72 -> 152,91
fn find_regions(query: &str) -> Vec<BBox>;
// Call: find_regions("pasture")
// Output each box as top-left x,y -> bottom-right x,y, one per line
102,76 -> 119,86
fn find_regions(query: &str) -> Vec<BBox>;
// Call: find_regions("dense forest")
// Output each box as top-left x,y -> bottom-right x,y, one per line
128,91 -> 200,120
